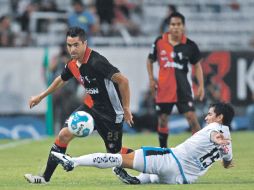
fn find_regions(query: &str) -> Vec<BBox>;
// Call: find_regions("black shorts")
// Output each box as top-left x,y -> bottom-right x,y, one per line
65,104 -> 123,153
156,101 -> 195,115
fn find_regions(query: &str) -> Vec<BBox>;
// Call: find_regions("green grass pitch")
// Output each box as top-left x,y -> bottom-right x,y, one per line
0,131 -> 253,190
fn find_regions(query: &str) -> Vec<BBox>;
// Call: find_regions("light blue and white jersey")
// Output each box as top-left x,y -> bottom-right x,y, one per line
172,122 -> 233,183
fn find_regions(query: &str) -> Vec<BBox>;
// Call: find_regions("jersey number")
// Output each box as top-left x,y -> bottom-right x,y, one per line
199,147 -> 220,169
107,131 -> 119,141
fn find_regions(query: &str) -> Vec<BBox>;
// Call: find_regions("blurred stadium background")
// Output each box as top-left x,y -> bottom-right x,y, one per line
0,0 -> 254,139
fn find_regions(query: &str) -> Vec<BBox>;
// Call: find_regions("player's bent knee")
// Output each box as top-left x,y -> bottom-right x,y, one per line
58,128 -> 74,144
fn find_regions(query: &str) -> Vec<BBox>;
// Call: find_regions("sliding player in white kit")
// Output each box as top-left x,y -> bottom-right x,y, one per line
51,102 -> 234,184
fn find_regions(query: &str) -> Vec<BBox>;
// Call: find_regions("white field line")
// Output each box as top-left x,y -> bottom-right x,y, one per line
0,138 -> 46,150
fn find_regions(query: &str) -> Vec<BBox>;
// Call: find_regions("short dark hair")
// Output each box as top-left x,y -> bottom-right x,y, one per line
209,102 -> 235,128
72,0 -> 84,6
168,4 -> 177,13
66,27 -> 87,41
168,12 -> 185,25
0,15 -> 8,22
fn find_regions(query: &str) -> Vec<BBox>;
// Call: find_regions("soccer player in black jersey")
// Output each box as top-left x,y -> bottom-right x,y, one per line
24,27 -> 134,184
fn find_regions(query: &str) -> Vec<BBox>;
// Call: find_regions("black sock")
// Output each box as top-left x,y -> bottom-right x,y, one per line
158,132 -> 168,148
43,144 -> 66,182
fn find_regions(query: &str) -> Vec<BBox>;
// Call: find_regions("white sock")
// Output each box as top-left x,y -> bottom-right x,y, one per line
72,153 -> 122,168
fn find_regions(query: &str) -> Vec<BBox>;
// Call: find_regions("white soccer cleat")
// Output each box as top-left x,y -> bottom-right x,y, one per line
51,151 -> 74,171
24,174 -> 47,184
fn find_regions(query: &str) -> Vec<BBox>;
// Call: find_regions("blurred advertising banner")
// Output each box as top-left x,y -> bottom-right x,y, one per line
0,48 -> 253,114
200,51 -> 254,106
0,116 -> 46,139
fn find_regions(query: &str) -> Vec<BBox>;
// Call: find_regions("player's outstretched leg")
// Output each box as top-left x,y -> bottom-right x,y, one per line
51,151 -> 123,169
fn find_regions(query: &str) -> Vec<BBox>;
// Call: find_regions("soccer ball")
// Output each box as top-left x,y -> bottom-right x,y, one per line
67,111 -> 94,137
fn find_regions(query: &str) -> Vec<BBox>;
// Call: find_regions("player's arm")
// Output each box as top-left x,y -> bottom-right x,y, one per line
147,37 -> 159,99
111,73 -> 133,127
29,76 -> 66,108
194,61 -> 204,101
210,131 -> 230,146
210,131 -> 234,168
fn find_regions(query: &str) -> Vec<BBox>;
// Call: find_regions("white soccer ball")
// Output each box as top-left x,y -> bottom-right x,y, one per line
67,111 -> 94,137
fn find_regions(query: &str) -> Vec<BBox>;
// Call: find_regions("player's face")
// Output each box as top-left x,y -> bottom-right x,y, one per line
169,17 -> 184,37
205,107 -> 223,124
66,36 -> 86,60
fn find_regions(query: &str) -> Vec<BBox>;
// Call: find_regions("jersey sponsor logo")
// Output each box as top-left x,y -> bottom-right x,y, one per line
85,87 -> 99,94
163,61 -> 184,69
93,155 -> 120,164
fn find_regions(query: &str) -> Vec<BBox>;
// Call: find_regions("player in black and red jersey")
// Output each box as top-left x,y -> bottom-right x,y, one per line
147,12 -> 205,148
24,27 -> 134,184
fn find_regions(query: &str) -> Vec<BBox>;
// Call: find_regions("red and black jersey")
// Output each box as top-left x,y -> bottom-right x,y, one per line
61,47 -> 124,123
148,32 -> 201,103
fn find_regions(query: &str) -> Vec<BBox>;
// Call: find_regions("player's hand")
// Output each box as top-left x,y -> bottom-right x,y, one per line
29,95 -> 42,108
123,107 -> 134,127
197,86 -> 205,101
149,79 -> 157,98
213,132 -> 231,146
222,159 -> 234,169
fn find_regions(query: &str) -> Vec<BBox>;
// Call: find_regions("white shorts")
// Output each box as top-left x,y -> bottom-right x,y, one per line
133,147 -> 188,184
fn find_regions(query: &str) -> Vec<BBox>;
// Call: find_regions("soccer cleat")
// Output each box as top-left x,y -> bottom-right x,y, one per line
24,174 -> 47,184
112,167 -> 140,185
50,151 -> 74,172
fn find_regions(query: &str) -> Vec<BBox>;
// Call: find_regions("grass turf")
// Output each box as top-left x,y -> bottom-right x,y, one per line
0,131 -> 253,190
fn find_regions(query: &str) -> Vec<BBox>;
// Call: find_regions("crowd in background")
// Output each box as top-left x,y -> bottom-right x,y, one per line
0,0 -> 247,48
0,0 -> 143,47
